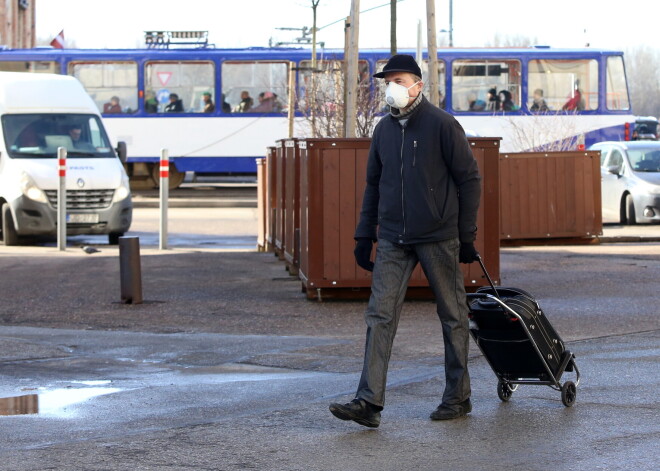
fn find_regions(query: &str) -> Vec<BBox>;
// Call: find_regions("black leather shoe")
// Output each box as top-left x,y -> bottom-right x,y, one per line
329,398 -> 381,428
430,399 -> 472,420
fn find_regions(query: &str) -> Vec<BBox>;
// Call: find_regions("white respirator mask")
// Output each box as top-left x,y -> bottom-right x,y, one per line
385,81 -> 420,109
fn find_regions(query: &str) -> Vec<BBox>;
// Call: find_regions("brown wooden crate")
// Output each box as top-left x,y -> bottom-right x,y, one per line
298,138 -> 501,299
283,139 -> 300,271
273,140 -> 286,259
499,151 -> 602,240
263,146 -> 277,251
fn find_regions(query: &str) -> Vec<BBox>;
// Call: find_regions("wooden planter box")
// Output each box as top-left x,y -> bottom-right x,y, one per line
283,139 -> 301,274
256,156 -> 267,252
263,146 -> 277,252
273,140 -> 286,259
297,137 -> 501,300
499,151 -> 602,242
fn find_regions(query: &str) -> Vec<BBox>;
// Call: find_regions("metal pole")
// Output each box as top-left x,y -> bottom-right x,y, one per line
57,147 -> 67,251
345,0 -> 360,138
426,0 -> 439,108
159,148 -> 169,250
416,20 -> 422,65
119,236 -> 143,304
449,0 -> 454,47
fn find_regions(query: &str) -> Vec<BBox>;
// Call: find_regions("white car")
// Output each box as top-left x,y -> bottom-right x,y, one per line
589,141 -> 660,224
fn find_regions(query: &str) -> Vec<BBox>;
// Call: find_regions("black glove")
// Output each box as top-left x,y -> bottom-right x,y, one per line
354,238 -> 374,272
459,242 -> 479,264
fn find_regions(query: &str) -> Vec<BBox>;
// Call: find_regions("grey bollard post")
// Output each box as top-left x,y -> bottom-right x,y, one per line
119,236 -> 143,304
159,148 -> 169,250
57,147 -> 67,251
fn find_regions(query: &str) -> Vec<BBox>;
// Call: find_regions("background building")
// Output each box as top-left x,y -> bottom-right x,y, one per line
0,0 -> 36,48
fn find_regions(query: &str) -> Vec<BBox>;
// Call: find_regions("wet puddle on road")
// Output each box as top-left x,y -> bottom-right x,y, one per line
0,385 -> 121,417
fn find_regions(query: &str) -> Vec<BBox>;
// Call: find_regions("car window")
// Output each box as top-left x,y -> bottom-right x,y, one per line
607,149 -> 624,169
628,149 -> 660,172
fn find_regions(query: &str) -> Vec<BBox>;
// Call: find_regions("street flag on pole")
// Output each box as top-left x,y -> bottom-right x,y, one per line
50,30 -> 65,49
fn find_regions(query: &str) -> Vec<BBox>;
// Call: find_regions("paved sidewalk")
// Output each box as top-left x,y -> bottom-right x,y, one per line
0,242 -> 659,469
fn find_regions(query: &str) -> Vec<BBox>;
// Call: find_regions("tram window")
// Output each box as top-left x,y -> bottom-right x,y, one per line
222,61 -> 288,113
0,61 -> 58,74
375,59 -> 446,109
452,60 -> 521,112
144,61 -> 215,113
528,59 -> 598,112
606,56 -> 630,111
297,60 -> 369,111
69,61 -> 138,114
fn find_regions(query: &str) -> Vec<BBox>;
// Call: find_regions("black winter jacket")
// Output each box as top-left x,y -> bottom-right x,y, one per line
355,95 -> 481,244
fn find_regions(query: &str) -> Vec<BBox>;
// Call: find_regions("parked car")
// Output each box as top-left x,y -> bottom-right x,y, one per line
589,141 -> 660,224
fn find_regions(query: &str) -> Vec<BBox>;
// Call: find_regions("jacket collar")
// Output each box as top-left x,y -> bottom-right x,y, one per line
389,93 -> 425,120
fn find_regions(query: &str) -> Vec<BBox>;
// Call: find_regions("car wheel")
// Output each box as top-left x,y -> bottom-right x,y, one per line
1,203 -> 21,246
625,194 -> 637,225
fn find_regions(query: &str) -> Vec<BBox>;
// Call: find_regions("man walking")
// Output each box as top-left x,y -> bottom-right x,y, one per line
329,55 -> 481,428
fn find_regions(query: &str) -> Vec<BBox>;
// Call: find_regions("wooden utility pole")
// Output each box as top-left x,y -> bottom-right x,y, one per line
426,0 -> 439,107
311,0 -> 320,69
390,0 -> 397,55
287,61 -> 295,138
345,0 -> 360,138
310,0 -> 320,136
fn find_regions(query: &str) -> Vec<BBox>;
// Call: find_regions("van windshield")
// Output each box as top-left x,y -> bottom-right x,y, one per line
2,114 -> 115,159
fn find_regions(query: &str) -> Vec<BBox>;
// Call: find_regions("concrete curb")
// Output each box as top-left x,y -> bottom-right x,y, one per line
598,236 -> 660,243
131,199 -> 257,209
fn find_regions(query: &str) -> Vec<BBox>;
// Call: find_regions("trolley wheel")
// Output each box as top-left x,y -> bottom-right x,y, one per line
497,381 -> 514,402
561,381 -> 577,407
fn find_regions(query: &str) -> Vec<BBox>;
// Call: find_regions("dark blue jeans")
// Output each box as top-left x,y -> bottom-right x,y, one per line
356,237 -> 471,409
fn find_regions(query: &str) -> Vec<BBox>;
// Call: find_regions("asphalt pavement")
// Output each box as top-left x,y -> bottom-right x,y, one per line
0,189 -> 659,470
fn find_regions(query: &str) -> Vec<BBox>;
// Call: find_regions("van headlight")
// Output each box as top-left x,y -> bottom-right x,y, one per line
20,172 -> 48,203
112,182 -> 131,202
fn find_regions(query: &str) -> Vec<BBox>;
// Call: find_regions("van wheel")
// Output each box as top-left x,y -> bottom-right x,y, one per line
1,203 -> 20,246
625,194 -> 637,225
108,232 -> 123,245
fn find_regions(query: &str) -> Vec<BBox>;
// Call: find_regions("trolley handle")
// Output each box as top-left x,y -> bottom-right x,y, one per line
476,254 -> 502,301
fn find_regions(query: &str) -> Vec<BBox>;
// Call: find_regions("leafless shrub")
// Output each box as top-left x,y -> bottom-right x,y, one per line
505,111 -> 583,151
295,59 -> 382,138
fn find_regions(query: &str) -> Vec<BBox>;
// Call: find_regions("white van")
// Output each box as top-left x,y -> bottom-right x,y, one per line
0,72 -> 132,246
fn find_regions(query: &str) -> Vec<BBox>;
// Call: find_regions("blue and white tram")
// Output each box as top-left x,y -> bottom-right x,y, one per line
0,46 -> 633,186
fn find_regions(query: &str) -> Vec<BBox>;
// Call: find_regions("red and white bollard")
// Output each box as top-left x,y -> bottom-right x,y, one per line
57,147 -> 67,251
159,148 -> 169,250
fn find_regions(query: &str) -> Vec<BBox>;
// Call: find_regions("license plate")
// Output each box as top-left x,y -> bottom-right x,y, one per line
67,213 -> 99,223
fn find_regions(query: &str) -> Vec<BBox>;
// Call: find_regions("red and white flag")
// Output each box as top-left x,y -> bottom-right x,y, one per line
50,30 -> 65,49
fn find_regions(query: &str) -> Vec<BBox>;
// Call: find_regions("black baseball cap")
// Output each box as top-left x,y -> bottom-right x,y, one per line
373,54 -> 422,78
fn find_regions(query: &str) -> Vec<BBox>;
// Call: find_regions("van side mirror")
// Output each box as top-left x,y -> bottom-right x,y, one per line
116,141 -> 127,163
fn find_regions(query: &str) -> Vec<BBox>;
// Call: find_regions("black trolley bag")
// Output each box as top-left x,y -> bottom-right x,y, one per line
467,256 -> 581,407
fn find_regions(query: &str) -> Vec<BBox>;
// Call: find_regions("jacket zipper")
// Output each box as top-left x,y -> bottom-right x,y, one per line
413,140 -> 417,167
400,128 -> 406,238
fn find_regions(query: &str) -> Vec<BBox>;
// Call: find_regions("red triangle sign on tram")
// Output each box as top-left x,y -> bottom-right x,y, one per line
157,72 -> 172,86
